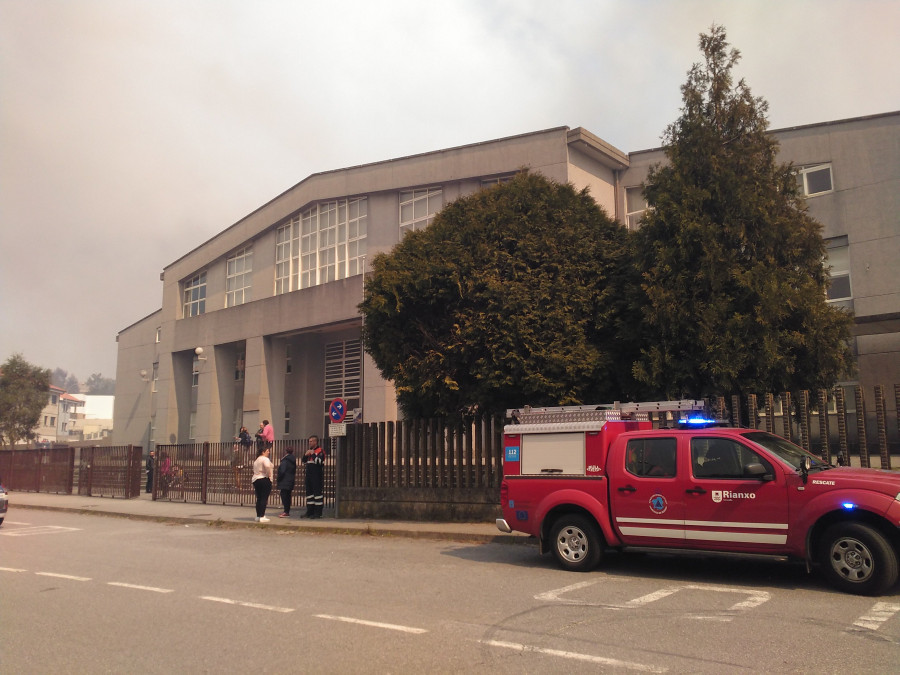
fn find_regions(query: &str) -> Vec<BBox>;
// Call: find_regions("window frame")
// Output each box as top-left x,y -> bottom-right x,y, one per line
824,236 -> 852,302
225,246 -> 253,308
183,271 -> 207,318
399,187 -> 443,237
624,186 -> 648,231
796,163 -> 834,197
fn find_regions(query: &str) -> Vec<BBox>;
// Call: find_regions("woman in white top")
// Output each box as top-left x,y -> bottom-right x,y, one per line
251,446 -> 274,522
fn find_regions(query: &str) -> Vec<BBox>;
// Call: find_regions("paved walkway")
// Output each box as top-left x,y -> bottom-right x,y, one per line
8,491 -> 531,545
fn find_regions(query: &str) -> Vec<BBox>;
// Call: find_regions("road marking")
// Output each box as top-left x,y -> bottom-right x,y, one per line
480,640 -> 666,673
624,588 -> 680,607
315,614 -> 428,634
853,602 -> 900,631
108,582 -> 174,594
537,580 -> 770,621
3,521 -> 31,525
534,580 -> 599,603
200,596 -> 295,613
0,525 -> 81,537
36,572 -> 91,581
0,567 -> 28,573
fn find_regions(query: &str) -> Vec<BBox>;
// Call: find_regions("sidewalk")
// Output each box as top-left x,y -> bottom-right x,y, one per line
8,491 -> 532,545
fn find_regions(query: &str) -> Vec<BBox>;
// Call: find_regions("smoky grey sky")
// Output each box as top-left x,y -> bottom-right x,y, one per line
1,0 -> 898,382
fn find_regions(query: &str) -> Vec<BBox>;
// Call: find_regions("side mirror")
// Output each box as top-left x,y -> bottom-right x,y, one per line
798,456 -> 811,484
745,462 -> 774,482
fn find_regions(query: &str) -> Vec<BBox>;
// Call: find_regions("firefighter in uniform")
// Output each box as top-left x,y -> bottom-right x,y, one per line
302,435 -> 325,518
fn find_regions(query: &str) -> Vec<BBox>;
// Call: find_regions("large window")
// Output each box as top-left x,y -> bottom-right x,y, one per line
276,198 -> 368,294
796,164 -> 833,197
183,272 -> 207,317
825,236 -> 851,301
399,187 -> 442,236
625,186 -> 648,230
226,247 -> 253,308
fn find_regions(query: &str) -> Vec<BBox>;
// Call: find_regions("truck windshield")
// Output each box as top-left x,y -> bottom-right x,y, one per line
741,431 -> 831,471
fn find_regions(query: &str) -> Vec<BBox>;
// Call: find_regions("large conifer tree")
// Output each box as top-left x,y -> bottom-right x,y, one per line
631,25 -> 852,398
360,171 -> 635,416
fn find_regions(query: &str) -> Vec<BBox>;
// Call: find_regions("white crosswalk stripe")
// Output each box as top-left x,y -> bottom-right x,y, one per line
0,525 -> 81,537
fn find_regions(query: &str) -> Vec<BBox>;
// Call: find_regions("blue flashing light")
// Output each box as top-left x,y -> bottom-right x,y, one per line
683,417 -> 717,425
842,502 -> 857,510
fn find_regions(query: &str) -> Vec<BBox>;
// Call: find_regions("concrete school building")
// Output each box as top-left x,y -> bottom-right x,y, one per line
113,111 -> 900,449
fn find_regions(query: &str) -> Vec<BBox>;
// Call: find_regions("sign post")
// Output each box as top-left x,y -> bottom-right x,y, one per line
328,398 -> 348,517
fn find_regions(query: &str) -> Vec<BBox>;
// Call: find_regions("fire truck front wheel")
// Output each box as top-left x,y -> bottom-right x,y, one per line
549,514 -> 603,572
819,522 -> 899,596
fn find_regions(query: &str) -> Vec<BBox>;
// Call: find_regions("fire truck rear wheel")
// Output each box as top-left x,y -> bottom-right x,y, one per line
549,514 -> 603,572
819,522 -> 899,596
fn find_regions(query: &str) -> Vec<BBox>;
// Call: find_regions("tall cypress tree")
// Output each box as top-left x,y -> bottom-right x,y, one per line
631,25 -> 852,398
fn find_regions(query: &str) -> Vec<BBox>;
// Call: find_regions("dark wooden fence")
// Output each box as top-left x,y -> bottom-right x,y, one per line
724,384 -> 899,470
78,446 -> 143,498
152,440 -> 335,513
2,385 -> 897,520
0,446 -> 142,497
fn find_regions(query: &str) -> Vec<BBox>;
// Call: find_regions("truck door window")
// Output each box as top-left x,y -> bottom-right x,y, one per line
691,438 -> 771,479
625,438 -> 677,477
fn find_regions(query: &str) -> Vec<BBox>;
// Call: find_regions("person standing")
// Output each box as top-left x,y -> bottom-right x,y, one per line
302,435 -> 325,519
277,447 -> 297,518
232,426 -> 252,490
261,419 -> 275,448
145,450 -> 155,494
251,446 -> 274,523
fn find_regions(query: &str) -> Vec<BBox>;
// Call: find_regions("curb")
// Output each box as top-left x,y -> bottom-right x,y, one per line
13,503 -> 534,546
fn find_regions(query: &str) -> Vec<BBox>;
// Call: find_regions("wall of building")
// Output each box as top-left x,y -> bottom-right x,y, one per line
114,115 -> 897,446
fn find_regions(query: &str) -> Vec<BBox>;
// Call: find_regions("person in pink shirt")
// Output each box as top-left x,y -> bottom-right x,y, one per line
261,419 -> 274,448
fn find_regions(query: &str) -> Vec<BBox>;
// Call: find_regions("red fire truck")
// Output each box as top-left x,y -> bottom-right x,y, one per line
496,400 -> 900,595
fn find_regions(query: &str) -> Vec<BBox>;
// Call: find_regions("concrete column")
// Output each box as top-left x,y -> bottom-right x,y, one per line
242,335 -> 271,432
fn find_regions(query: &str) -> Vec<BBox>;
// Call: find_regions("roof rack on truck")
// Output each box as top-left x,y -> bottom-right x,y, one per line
506,399 -> 707,428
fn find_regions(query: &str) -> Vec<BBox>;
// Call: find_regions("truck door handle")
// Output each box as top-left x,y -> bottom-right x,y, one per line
618,485 -> 637,493
686,486 -> 707,495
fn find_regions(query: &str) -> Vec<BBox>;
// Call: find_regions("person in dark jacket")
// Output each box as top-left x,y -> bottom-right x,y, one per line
277,447 -> 297,518
302,435 -> 325,518
145,450 -> 155,493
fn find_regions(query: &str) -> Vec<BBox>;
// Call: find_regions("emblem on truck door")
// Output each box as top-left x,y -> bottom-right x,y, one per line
649,494 -> 668,514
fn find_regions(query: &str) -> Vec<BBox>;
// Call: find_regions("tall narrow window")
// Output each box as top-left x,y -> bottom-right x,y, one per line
284,409 -> 291,435
317,201 -> 338,285
346,198 -> 368,277
300,208 -> 318,289
234,352 -> 245,381
183,272 -> 207,317
226,247 -> 253,307
189,412 -> 196,440
399,187 -> 442,236
275,219 -> 299,295
825,237 -> 852,301
151,362 -> 159,393
625,186 -> 648,230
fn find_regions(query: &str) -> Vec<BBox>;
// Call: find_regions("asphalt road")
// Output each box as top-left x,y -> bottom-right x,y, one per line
2,510 -> 899,673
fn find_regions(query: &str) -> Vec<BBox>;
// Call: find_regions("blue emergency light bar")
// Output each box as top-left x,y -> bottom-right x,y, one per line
675,417 -> 728,428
